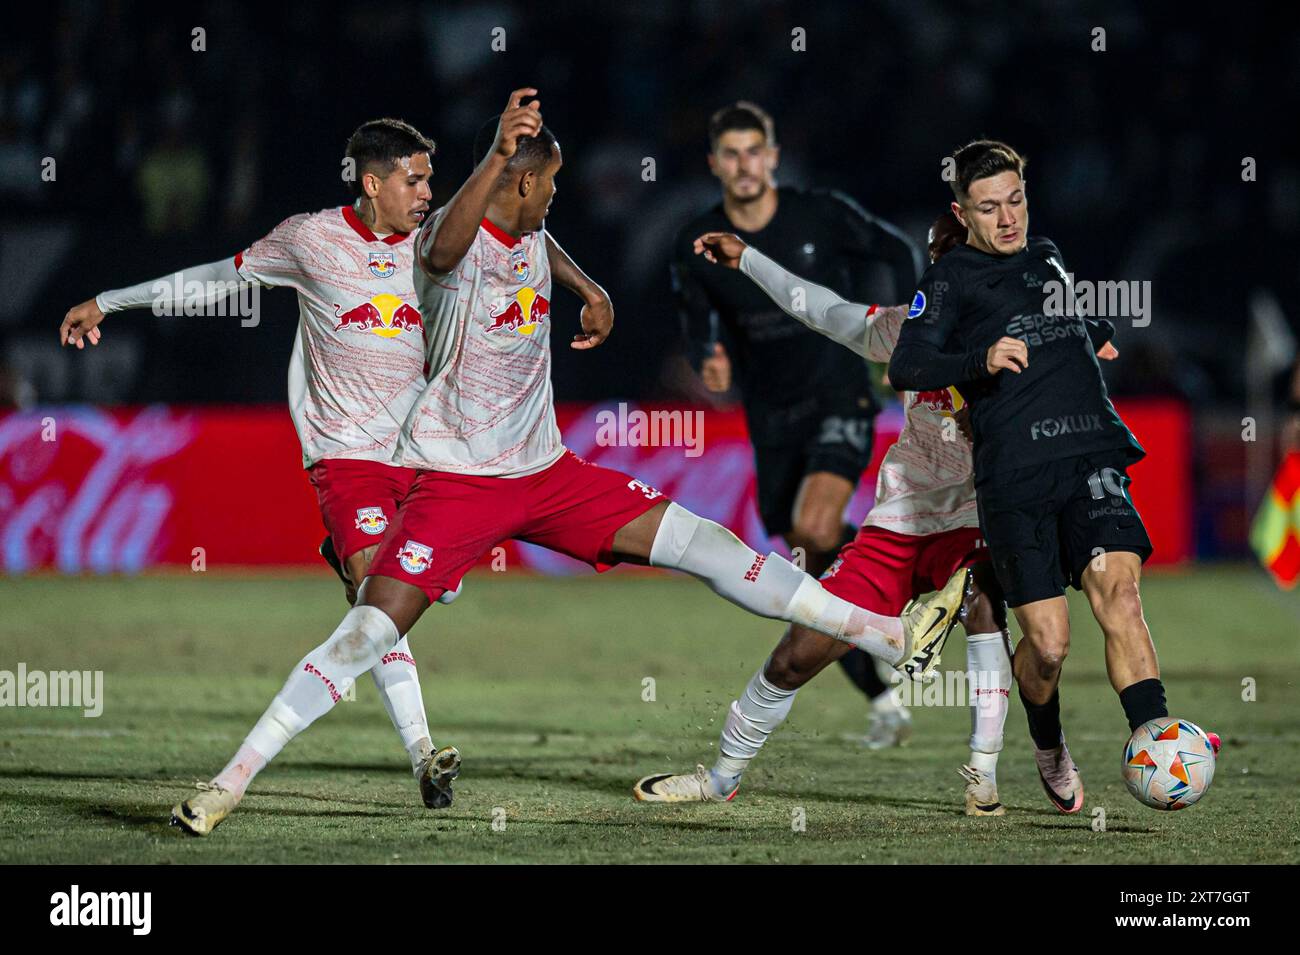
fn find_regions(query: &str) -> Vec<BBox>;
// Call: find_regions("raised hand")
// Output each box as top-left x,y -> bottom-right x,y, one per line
494,88 -> 543,160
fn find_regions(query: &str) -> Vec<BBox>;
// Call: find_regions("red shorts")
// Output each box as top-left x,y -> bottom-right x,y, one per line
820,524 -> 988,616
307,458 -> 419,563
369,450 -> 668,601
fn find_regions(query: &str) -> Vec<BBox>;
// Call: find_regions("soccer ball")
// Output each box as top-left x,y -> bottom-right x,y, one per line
1122,717 -> 1216,810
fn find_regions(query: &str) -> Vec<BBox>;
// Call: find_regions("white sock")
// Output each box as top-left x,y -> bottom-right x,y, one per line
212,606 -> 401,797
649,502 -> 904,662
966,629 -> 1013,779
710,665 -> 798,789
871,687 -> 901,712
369,635 -> 434,774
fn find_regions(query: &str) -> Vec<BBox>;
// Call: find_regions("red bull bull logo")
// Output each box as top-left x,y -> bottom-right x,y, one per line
487,286 -> 549,336
913,386 -> 965,416
354,506 -> 388,536
333,293 -> 423,338
397,539 -> 433,575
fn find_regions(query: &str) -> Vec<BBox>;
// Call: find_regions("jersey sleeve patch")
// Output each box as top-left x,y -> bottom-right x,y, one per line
907,289 -> 927,319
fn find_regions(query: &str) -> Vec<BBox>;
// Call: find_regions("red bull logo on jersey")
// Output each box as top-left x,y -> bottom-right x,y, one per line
913,386 -> 966,417
368,252 -> 397,278
354,506 -> 388,536
332,293 -> 423,338
510,247 -> 531,282
397,539 -> 433,574
487,286 -> 549,336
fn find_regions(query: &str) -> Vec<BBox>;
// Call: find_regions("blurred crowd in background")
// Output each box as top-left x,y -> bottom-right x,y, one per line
3,1 -> 1295,406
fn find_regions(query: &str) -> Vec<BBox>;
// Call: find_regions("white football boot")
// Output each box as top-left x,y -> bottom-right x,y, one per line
171,782 -> 241,836
633,765 -> 739,803
958,764 -> 1006,816
896,567 -> 971,681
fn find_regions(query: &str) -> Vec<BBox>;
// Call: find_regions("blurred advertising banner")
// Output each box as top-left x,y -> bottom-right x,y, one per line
0,400 -> 1191,574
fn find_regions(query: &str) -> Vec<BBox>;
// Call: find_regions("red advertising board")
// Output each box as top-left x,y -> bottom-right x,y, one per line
0,400 -> 1192,574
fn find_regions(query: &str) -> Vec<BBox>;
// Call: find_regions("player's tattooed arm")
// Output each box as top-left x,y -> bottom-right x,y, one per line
545,234 -> 613,349
420,88 -> 542,275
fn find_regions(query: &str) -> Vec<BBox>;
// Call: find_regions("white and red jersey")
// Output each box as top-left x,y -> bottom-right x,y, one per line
236,206 -> 426,468
396,211 -> 563,476
862,307 -> 978,536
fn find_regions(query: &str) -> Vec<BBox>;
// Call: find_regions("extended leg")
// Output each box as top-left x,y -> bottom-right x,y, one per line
613,501 -> 966,676
171,577 -> 430,835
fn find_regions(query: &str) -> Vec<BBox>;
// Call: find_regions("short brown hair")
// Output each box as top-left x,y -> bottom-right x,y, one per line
949,139 -> 1026,200
344,118 -> 436,198
708,101 -> 776,150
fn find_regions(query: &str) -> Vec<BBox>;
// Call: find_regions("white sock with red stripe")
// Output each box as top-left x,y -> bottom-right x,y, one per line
710,664 -> 798,792
211,606 -> 401,797
966,629 -> 1013,780
369,636 -> 434,774
648,503 -> 904,661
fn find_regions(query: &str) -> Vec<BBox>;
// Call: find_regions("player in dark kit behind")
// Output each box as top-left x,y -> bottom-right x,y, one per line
888,140 -> 1220,812
673,102 -> 923,747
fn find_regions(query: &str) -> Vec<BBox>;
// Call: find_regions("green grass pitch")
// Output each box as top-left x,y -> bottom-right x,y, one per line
1,565 -> 1297,864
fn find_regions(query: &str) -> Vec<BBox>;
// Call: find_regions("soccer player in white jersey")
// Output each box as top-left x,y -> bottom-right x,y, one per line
632,214 -> 1119,813
59,119 -> 467,809
168,90 -> 972,836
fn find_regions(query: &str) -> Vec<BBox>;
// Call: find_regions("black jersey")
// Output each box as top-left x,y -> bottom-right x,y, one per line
672,187 -> 920,445
888,236 -> 1143,484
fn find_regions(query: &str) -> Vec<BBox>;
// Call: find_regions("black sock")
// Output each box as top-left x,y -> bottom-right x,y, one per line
837,649 -> 889,699
1119,678 -> 1168,731
1020,687 -> 1063,750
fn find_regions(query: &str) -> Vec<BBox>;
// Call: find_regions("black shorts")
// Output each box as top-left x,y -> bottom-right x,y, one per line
976,450 -> 1152,608
754,413 -> 874,537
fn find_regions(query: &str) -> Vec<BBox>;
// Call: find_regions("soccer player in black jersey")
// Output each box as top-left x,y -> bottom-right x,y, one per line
889,140 -> 1218,812
673,102 -> 922,746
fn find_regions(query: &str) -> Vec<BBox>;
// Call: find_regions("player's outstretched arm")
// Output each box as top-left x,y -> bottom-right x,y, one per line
60,256 -> 246,348
545,234 -> 613,349
695,231 -> 898,361
419,88 -> 542,275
